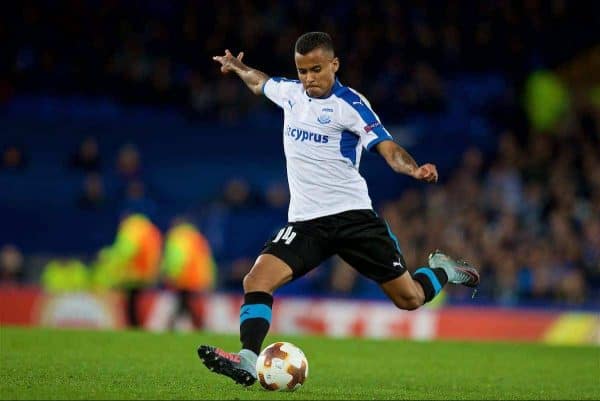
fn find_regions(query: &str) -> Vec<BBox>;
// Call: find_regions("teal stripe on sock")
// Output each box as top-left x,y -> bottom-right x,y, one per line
240,304 -> 272,324
414,267 -> 442,295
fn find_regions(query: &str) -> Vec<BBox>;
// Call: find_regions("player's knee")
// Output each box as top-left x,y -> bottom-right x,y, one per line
242,271 -> 261,292
392,292 -> 424,311
403,295 -> 424,310
243,270 -> 277,293
243,255 -> 294,293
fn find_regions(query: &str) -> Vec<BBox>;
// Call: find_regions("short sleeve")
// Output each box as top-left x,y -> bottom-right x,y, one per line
339,89 -> 393,152
263,77 -> 300,108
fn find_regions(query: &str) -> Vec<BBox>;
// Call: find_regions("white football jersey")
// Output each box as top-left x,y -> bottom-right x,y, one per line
263,77 -> 393,222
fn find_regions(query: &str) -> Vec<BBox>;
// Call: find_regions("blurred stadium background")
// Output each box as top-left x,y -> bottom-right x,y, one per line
1,0 -> 599,345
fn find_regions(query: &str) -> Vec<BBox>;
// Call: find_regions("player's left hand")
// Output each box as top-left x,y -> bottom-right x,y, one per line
212,49 -> 245,74
413,163 -> 438,183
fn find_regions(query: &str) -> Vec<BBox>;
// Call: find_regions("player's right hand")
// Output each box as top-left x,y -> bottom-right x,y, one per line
212,49 -> 244,74
413,163 -> 438,183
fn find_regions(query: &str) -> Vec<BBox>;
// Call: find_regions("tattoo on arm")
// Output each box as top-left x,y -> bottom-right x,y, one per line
237,67 -> 269,95
390,146 -> 418,176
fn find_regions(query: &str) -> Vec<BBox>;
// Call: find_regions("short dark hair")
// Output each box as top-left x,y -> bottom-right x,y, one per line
295,32 -> 335,55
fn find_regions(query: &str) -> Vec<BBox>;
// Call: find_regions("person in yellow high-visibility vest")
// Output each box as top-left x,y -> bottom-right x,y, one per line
112,213 -> 163,327
162,220 -> 216,329
41,258 -> 89,294
90,246 -> 122,291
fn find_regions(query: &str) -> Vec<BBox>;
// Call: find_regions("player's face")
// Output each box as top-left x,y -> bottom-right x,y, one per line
295,48 -> 339,98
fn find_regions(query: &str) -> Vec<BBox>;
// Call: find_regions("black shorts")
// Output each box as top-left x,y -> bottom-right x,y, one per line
260,209 -> 407,284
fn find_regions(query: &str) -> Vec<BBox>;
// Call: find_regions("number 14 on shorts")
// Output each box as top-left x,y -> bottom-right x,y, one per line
273,226 -> 297,245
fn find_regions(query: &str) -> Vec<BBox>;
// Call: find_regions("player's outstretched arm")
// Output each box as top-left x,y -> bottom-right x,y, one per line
212,49 -> 269,95
375,140 -> 438,183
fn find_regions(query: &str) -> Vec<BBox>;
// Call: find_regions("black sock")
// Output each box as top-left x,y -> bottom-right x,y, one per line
413,267 -> 448,303
239,291 -> 273,355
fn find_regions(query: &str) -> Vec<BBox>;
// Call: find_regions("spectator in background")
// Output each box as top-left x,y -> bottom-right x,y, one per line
581,219 -> 600,289
221,257 -> 253,292
89,246 -> 122,292
162,218 -> 217,330
410,62 -> 447,114
77,173 -> 108,210
222,178 -> 250,209
111,213 -> 162,327
556,268 -> 587,306
375,95 -> 600,307
40,257 -> 89,293
119,179 -> 158,219
187,71 -> 216,119
221,177 -> 263,209
328,256 -> 358,297
524,70 -> 570,133
116,143 -> 142,183
483,131 -> 524,215
0,78 -> 15,105
115,144 -> 160,219
7,1 -> 597,125
108,36 -> 153,104
1,144 -> 28,172
68,136 -> 101,173
0,244 -> 25,284
263,181 -> 289,212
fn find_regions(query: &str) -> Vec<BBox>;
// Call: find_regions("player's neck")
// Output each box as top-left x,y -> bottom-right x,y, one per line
306,78 -> 341,100
307,87 -> 332,99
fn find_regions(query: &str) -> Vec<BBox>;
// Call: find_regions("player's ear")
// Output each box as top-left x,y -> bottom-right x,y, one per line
332,57 -> 339,73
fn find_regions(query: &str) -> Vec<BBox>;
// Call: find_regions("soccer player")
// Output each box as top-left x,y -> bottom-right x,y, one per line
199,32 -> 480,385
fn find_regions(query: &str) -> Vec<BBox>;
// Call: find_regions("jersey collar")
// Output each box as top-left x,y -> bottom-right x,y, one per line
305,78 -> 345,100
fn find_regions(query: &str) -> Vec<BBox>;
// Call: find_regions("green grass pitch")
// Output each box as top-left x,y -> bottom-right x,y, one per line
1,326 -> 598,400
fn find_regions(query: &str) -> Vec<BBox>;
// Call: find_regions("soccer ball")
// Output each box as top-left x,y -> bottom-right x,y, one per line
255,341 -> 309,391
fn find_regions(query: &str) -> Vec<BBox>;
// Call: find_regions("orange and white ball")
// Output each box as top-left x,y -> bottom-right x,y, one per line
256,342 -> 309,391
